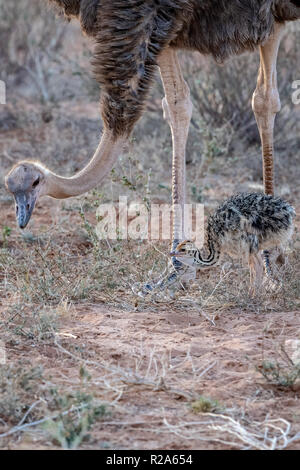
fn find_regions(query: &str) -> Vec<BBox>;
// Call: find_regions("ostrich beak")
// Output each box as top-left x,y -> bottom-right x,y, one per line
169,252 -> 184,257
14,192 -> 36,229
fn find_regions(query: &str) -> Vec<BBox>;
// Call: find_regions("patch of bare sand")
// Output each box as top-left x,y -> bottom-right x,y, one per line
4,302 -> 298,450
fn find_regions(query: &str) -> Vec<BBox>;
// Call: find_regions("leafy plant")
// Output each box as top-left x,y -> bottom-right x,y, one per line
255,345 -> 300,388
190,395 -> 223,413
2,226 -> 12,247
43,367 -> 109,449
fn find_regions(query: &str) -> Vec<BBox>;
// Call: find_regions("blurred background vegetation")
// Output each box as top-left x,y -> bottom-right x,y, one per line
1,0 -> 299,207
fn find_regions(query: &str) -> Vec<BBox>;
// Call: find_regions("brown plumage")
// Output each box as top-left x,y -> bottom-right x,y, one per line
48,1 -> 300,136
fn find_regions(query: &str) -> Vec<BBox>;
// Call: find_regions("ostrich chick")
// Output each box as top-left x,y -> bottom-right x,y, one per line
170,193 -> 295,295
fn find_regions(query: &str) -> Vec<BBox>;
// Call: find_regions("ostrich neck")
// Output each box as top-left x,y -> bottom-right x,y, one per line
46,130 -> 125,198
196,237 -> 220,266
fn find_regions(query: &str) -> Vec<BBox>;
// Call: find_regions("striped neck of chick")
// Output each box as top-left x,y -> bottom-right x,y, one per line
175,223 -> 221,268
195,219 -> 221,266
192,247 -> 219,267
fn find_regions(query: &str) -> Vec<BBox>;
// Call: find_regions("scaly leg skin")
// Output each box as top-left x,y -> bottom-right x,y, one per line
252,23 -> 286,276
135,48 -> 196,298
248,253 -> 264,297
262,249 -> 283,292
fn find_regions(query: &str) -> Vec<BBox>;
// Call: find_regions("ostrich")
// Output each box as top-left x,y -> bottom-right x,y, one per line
5,1 -> 300,294
170,193 -> 295,295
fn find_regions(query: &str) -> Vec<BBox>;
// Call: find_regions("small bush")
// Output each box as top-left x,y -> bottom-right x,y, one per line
190,395 -> 223,414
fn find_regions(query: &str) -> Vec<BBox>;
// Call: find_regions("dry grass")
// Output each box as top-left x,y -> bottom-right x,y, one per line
0,1 -> 300,450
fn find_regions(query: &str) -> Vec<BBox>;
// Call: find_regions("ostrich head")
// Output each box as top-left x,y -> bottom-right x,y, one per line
170,240 -> 218,269
5,162 -> 47,229
170,240 -> 199,268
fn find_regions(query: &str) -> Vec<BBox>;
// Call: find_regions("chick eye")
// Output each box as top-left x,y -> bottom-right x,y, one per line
32,177 -> 40,188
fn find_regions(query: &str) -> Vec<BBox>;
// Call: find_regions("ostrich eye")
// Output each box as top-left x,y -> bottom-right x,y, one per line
32,177 -> 40,188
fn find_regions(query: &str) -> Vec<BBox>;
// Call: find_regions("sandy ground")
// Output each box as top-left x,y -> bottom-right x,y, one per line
4,301 -> 300,450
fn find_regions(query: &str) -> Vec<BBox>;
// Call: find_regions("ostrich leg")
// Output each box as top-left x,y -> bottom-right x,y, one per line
159,48 -> 193,250
139,48 -> 196,295
252,23 -> 285,272
252,23 -> 285,195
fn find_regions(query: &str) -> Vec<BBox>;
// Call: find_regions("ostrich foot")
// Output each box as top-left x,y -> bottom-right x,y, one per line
261,248 -> 285,294
248,271 -> 282,298
262,275 -> 283,293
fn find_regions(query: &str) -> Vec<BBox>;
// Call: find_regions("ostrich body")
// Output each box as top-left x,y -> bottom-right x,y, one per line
171,193 -> 295,294
5,1 -> 300,292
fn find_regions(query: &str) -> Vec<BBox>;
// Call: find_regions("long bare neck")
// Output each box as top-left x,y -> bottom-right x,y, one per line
45,130 -> 125,198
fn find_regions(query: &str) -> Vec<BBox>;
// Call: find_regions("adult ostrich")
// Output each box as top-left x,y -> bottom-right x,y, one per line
5,0 -> 300,293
